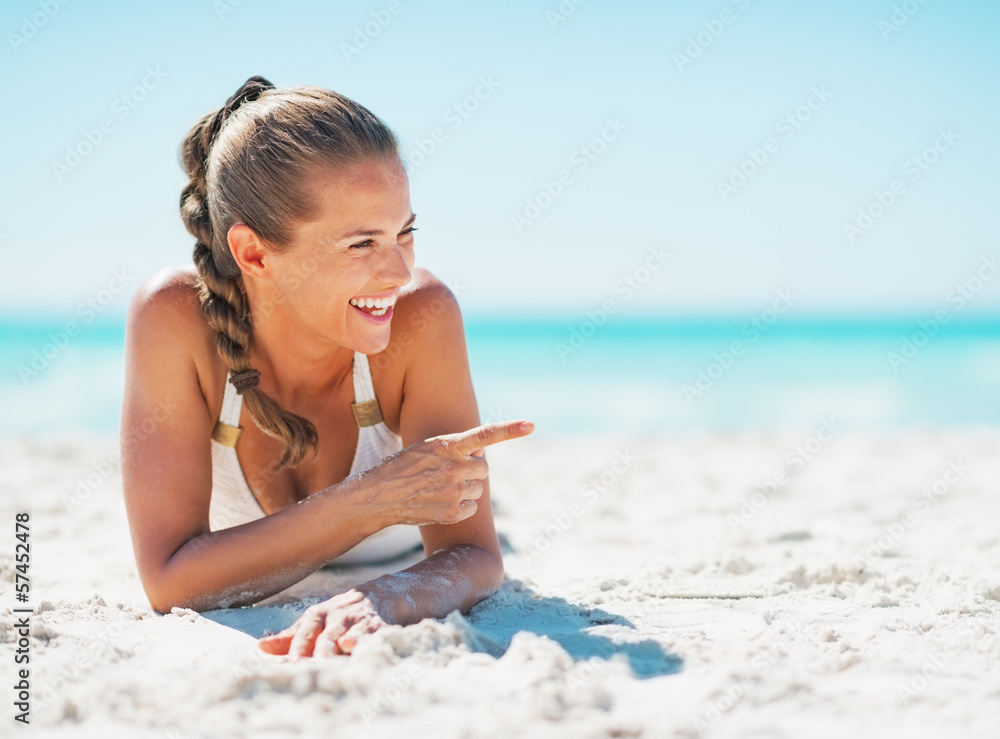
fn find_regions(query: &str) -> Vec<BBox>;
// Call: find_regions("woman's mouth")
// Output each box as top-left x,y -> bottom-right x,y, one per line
350,294 -> 396,323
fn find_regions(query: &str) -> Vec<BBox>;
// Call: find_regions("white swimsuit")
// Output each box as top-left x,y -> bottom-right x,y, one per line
207,351 -> 423,565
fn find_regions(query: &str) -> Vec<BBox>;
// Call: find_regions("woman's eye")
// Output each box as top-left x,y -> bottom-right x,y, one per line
350,228 -> 416,250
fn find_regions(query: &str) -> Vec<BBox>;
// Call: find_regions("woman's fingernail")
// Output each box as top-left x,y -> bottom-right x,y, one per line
520,421 -> 534,432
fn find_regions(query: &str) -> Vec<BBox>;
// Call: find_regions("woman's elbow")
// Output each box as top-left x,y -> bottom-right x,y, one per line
140,570 -> 185,614
145,582 -> 214,614
480,548 -> 505,593
137,560 -> 199,614
451,542 -> 504,599
142,580 -> 176,614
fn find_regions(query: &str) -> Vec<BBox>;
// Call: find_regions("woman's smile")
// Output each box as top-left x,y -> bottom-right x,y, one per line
349,289 -> 398,322
350,301 -> 394,323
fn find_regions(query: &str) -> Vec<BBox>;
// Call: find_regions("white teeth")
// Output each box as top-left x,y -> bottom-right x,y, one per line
350,295 -> 397,309
370,307 -> 387,316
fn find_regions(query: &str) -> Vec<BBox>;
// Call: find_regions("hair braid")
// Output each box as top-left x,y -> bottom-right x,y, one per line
179,76 -> 320,470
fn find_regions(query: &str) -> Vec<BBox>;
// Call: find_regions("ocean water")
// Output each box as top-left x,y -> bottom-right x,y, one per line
1,315 -> 997,440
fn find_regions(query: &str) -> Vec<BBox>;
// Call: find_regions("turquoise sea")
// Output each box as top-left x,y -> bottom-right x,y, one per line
1,314 -> 997,440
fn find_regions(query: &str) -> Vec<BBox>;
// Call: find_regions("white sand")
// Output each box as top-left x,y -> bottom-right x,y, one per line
2,429 -> 999,738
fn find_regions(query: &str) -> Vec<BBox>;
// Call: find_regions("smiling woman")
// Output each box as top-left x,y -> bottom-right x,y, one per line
119,75 -> 533,658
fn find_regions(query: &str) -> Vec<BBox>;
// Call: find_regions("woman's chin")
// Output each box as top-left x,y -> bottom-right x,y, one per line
348,327 -> 394,357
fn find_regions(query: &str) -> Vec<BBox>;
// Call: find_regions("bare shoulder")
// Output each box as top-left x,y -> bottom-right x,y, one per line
125,265 -> 219,396
393,267 -> 463,329
127,265 -> 213,349
129,265 -> 201,320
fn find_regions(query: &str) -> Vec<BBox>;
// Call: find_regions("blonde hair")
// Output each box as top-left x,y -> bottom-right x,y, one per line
178,75 -> 400,470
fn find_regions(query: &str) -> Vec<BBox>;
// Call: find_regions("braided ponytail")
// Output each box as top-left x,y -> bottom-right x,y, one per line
178,75 -> 400,470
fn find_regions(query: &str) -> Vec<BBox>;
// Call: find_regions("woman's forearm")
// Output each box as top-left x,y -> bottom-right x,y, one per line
147,477 -> 388,613
359,542 -> 504,626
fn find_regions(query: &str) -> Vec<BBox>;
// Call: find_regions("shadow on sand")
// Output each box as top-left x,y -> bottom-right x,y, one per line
455,580 -> 682,679
202,556 -> 682,680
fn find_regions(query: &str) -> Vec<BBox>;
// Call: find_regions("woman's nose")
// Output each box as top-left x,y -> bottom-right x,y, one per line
379,242 -> 412,287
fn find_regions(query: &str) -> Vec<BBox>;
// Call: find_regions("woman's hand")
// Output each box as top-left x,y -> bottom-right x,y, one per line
362,419 -> 534,528
257,588 -> 392,658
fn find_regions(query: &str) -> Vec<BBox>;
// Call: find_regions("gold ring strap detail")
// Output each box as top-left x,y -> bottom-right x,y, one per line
212,420 -> 242,448
351,397 -> 384,428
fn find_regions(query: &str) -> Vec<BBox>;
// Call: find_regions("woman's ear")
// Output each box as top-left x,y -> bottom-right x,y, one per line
227,223 -> 269,279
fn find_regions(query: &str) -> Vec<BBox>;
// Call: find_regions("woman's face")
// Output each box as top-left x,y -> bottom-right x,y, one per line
259,156 -> 416,356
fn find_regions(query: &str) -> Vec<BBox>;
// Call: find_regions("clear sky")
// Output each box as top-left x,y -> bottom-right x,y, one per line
2,0 -> 998,321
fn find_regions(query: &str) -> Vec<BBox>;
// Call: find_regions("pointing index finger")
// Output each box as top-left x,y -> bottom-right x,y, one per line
437,420 -> 535,457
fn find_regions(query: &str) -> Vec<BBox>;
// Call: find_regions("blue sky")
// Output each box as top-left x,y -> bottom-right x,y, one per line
2,0 -> 998,321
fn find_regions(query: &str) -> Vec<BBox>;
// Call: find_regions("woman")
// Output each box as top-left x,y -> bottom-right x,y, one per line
120,76 -> 534,659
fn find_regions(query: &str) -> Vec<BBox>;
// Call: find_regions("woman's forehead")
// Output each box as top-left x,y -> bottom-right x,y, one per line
309,157 -> 408,197
300,159 -> 412,238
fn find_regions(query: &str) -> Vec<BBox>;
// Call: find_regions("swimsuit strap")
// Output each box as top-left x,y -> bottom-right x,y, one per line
211,374 -> 244,448
351,352 -> 385,428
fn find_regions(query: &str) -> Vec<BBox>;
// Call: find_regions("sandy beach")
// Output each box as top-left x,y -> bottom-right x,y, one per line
2,428 -> 998,738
